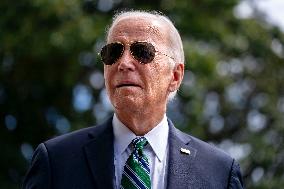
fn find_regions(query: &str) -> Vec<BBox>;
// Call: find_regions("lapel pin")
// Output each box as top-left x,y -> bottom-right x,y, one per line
180,148 -> 191,155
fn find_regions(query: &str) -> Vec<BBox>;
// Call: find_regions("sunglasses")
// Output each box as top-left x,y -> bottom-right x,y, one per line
100,41 -> 174,65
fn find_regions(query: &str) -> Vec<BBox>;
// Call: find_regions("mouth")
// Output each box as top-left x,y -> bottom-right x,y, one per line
116,83 -> 141,88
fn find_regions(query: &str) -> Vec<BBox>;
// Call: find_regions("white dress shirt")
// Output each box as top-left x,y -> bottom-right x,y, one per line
113,113 -> 169,189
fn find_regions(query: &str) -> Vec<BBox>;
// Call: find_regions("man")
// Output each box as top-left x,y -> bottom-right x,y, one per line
23,10 -> 244,189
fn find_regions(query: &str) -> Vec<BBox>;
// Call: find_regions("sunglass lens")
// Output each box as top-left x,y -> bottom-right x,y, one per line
100,43 -> 124,65
130,42 -> 155,64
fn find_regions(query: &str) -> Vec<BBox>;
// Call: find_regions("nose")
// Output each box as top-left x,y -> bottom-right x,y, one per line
117,47 -> 136,71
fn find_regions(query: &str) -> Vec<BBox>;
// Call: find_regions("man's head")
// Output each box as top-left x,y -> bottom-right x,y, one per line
107,11 -> 185,65
102,10 -> 184,117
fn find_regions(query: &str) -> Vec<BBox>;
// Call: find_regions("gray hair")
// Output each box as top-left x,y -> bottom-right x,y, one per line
106,10 -> 184,101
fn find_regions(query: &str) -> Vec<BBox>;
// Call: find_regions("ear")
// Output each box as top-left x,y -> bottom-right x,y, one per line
168,63 -> 184,92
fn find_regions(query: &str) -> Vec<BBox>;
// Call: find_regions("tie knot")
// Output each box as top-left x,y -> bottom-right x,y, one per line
132,137 -> 148,150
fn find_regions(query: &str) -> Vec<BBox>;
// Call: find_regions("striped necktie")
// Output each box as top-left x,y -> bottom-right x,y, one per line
120,137 -> 151,189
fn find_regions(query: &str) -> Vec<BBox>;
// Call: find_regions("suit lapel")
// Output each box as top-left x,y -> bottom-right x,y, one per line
83,118 -> 114,189
166,119 -> 198,189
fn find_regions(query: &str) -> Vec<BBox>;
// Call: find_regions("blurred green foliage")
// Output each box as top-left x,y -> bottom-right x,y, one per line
0,0 -> 284,188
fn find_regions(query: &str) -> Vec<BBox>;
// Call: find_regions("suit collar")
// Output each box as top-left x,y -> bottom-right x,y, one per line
166,119 -> 198,189
83,117 -> 114,189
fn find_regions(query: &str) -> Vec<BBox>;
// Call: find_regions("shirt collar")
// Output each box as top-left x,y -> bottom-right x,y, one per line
113,114 -> 169,162
144,114 -> 169,162
113,114 -> 136,156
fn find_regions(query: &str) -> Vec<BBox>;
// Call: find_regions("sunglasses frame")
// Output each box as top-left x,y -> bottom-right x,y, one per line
100,41 -> 175,65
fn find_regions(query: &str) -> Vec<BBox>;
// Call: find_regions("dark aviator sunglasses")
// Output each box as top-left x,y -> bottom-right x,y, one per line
100,41 -> 174,65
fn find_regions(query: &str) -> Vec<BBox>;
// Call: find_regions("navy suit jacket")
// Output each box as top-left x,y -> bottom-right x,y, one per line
23,117 -> 244,189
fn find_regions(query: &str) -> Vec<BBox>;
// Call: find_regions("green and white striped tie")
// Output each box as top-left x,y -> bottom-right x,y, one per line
120,137 -> 151,189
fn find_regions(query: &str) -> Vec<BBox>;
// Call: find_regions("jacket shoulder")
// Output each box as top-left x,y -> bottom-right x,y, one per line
174,127 -> 234,168
44,117 -> 112,152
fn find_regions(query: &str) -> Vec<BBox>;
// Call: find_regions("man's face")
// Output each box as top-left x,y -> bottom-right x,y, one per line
104,17 -> 180,114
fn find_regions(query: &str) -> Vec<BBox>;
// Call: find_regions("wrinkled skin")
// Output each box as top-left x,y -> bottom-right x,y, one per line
104,16 -> 184,135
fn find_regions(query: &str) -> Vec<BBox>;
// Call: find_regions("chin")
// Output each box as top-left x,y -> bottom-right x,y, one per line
113,96 -> 143,112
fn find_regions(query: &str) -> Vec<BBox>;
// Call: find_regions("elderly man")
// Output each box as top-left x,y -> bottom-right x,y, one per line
23,11 -> 244,189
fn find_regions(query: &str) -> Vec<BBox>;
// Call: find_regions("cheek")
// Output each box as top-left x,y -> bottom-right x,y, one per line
147,64 -> 171,91
104,68 -> 114,84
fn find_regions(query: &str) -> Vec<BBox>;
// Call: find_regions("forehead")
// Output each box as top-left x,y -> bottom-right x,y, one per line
107,16 -> 168,45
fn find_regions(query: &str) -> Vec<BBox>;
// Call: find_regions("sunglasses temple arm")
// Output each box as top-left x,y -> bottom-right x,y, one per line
158,51 -> 175,60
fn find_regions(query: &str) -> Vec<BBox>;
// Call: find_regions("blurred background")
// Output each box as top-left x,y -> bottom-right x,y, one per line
1,0 -> 284,188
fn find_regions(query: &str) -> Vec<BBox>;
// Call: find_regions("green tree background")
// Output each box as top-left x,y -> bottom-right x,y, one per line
1,0 -> 284,188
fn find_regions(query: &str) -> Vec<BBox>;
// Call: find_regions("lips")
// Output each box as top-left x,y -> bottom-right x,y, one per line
117,84 -> 139,88
116,82 -> 141,88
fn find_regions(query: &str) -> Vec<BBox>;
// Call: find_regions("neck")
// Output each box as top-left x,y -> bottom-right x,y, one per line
115,110 -> 165,136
